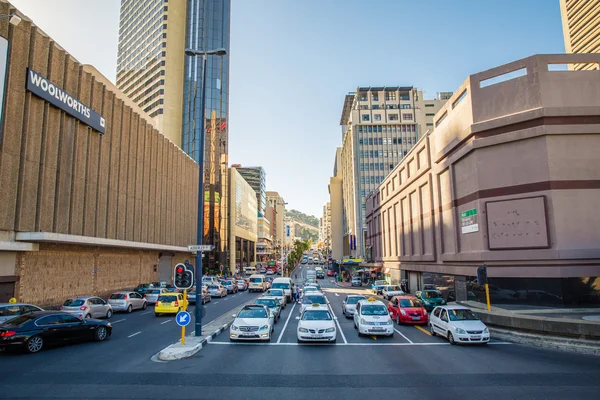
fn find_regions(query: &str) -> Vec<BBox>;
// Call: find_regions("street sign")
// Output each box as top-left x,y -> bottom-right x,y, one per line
219,264 -> 224,272
460,208 -> 479,234
175,311 -> 191,327
188,244 -> 215,252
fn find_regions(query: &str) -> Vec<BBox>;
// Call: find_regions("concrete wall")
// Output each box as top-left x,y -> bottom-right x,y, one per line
365,54 -> 600,279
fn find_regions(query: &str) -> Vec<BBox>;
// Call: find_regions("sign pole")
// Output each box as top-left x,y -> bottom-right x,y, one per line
181,289 -> 187,345
484,284 -> 491,311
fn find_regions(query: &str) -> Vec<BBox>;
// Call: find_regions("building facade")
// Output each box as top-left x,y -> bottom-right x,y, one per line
339,87 -> 448,259
228,168 -> 257,273
559,0 -> 600,71
117,0 -> 231,272
0,4 -> 199,305
265,191 -> 286,255
329,148 -> 344,262
236,166 -> 267,217
256,216 -> 272,262
320,203 -> 331,255
365,54 -> 600,307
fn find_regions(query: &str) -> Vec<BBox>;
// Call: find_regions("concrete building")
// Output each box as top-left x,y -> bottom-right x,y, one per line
0,3 -> 199,305
320,203 -> 331,255
256,216 -> 272,262
329,148 -> 344,262
265,192 -> 286,255
117,0 -> 231,272
365,54 -> 600,307
236,166 -> 267,217
339,87 -> 449,259
559,0 -> 600,71
228,168 -> 257,273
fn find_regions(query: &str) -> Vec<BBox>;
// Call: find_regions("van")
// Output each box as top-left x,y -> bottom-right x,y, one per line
244,265 -> 257,275
271,277 -> 294,302
315,266 -> 324,279
306,269 -> 317,281
248,274 -> 268,292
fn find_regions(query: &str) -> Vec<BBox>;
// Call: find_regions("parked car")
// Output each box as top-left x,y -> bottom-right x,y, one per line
222,280 -> 239,294
271,277 -> 294,302
254,296 -> 282,322
230,304 -> 274,342
108,291 -> 147,313
296,304 -> 337,343
248,274 -> 268,292
61,296 -> 113,319
264,288 -> 287,309
143,288 -> 169,304
0,303 -> 44,325
429,305 -> 490,345
341,295 -> 366,318
187,288 -> 211,304
154,292 -> 184,316
327,269 -> 335,277
387,296 -> 428,325
236,280 -> 248,291
207,284 -> 227,298
371,280 -> 388,295
381,285 -> 405,300
134,283 -> 154,295
0,311 -> 112,353
351,277 -> 362,287
415,290 -> 447,311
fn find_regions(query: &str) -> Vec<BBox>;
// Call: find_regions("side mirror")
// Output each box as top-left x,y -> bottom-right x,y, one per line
333,317 -> 338,321
295,316 -> 300,320
232,314 -> 237,318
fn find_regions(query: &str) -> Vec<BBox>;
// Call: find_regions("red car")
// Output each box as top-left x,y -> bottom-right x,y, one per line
387,295 -> 428,325
327,270 -> 335,277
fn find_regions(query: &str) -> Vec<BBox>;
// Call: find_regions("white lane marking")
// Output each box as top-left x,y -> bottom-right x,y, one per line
334,293 -> 339,297
214,301 -> 219,304
394,328 -> 414,344
277,302 -> 296,343
141,311 -> 153,315
224,297 -> 229,301
111,319 -> 126,324
328,303 -> 347,344
208,341 -> 453,346
160,319 -> 172,325
128,331 -> 142,338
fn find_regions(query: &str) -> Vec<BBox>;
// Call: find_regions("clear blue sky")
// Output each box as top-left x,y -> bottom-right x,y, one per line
11,0 -> 566,218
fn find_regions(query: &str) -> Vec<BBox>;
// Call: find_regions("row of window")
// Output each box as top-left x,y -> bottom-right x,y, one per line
358,137 -> 414,146
359,93 -> 411,101
358,124 -> 416,134
361,176 -> 386,185
360,149 -> 410,158
362,113 -> 413,122
360,163 -> 395,171
118,5 -> 165,64
360,104 -> 412,110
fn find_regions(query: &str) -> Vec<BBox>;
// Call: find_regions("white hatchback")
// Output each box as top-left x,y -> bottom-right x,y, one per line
429,305 -> 490,345
353,298 -> 394,337
296,304 -> 337,343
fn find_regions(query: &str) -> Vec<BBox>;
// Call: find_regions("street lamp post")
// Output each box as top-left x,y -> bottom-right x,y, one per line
184,47 -> 227,337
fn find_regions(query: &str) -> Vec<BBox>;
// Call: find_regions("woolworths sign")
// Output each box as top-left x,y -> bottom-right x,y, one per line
26,68 -> 105,134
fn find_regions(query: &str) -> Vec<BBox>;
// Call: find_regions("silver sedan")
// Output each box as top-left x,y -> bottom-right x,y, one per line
342,295 -> 367,318
144,288 -> 169,304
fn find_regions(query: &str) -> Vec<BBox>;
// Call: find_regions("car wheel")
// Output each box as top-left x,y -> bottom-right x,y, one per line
155,313 -> 160,317
358,331 -> 363,337
142,302 -> 147,310
448,332 -> 456,345
95,326 -> 108,341
430,324 -> 436,336
106,309 -> 113,319
127,305 -> 133,313
342,308 -> 346,317
25,335 -> 44,353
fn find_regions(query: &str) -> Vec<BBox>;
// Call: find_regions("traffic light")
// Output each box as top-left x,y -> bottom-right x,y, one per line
477,264 -> 488,286
174,263 -> 194,290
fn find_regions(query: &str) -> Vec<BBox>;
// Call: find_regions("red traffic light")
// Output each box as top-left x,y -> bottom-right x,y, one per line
176,266 -> 184,274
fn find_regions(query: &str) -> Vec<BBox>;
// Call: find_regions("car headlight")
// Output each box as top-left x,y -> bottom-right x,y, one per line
387,319 -> 393,325
400,309 -> 407,316
325,327 -> 335,333
483,327 -> 489,333
455,328 -> 466,334
260,325 -> 269,331
360,318 -> 367,325
231,325 -> 239,330
299,327 -> 308,333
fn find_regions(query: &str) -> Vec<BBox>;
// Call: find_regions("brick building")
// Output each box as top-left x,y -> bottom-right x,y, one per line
0,2 -> 198,305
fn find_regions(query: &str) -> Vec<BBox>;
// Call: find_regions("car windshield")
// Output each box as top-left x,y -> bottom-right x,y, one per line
302,296 -> 325,304
268,289 -> 284,296
400,299 -> 423,308
347,296 -> 365,304
448,309 -> 480,321
63,299 -> 85,307
424,291 -> 441,298
303,287 -> 318,293
109,294 -> 127,299
2,314 -> 37,327
361,305 -> 388,316
255,299 -> 277,308
136,284 -> 150,289
375,280 -> 387,286
0,305 -> 21,317
352,277 -> 360,281
302,310 -> 332,321
237,280 -> 245,284
385,286 -> 400,291
223,281 -> 232,285
237,307 -> 268,319
249,278 -> 263,283
147,290 -> 161,294
272,283 -> 289,289
157,295 -> 177,302
208,285 -> 219,290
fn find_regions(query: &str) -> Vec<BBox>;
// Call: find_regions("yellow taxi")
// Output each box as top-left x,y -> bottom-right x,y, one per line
154,292 -> 185,316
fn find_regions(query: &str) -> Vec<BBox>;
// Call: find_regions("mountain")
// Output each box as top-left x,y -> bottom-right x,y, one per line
286,209 -> 319,228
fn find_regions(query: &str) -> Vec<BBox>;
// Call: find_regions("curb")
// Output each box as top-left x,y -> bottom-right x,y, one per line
489,327 -> 600,356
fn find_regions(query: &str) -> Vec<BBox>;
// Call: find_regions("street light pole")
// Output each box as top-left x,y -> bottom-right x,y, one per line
185,47 -> 227,337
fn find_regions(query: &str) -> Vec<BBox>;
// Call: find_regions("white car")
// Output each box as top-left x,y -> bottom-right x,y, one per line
429,305 -> 490,345
230,304 -> 274,342
353,298 -> 394,337
341,295 -> 366,318
296,304 -> 337,343
298,293 -> 328,315
264,288 -> 287,309
381,285 -> 405,300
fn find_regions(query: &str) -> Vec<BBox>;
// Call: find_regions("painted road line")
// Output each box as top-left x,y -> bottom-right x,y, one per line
160,319 -> 172,325
328,303 -> 348,344
394,328 -> 414,343
277,302 -> 296,343
214,301 -> 219,304
335,293 -> 339,297
140,311 -> 153,315
224,297 -> 229,301
414,325 -> 431,336
208,341 -> 454,346
128,331 -> 142,338
111,319 -> 126,324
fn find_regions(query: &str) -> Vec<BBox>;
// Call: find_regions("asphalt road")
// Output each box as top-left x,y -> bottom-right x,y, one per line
1,263 -> 599,399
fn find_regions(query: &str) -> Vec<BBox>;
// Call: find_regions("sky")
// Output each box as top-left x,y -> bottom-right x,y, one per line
10,0 -> 566,218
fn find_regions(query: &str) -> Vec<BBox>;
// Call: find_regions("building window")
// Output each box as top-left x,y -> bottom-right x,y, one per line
400,93 -> 410,101
378,138 -> 383,145
402,114 -> 413,121
369,150 -> 374,158
426,113 -> 435,116
374,114 -> 381,121
371,176 -> 375,184
360,177 -> 365,184
426,123 -> 433,127
385,92 -> 396,101
389,164 -> 394,169
374,151 -> 379,158
360,105 -> 369,110
358,138 -> 363,145
372,105 -> 380,110
381,163 -> 385,170
362,114 -> 370,121
425,104 -> 435,107
360,163 -> 364,171
372,93 -> 379,101
370,163 -> 375,170
389,114 -> 398,121
400,104 -> 411,109
385,104 -> 398,109
359,95 -> 368,101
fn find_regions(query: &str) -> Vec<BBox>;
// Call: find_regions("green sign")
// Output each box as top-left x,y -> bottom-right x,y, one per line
460,208 -> 479,234
460,209 -> 477,218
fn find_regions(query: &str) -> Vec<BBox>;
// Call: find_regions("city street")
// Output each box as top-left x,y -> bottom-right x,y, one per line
1,265 -> 599,399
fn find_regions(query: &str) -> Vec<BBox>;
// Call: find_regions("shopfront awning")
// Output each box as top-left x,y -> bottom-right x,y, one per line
342,258 -> 363,265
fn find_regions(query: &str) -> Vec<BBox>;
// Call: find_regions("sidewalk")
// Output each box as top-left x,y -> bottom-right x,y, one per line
330,279 -> 352,288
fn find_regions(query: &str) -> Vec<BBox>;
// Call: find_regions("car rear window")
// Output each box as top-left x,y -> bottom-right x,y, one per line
63,299 -> 85,307
272,283 -> 289,289
400,299 -> 423,308
109,294 -> 127,299
347,296 -> 365,304
2,314 -> 37,327
147,289 -> 161,294
250,277 -> 263,283
0,305 -> 21,317
158,295 -> 177,303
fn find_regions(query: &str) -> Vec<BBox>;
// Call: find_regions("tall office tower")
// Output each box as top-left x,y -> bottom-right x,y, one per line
235,166 -> 267,217
339,87 -> 449,258
117,0 -> 231,270
560,0 -> 600,70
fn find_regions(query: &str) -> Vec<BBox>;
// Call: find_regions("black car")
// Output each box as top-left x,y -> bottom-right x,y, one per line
0,311 -> 112,354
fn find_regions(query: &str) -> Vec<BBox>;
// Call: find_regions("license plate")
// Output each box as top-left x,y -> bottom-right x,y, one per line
241,334 -> 254,337
471,336 -> 481,340
412,316 -> 421,320
313,335 -> 323,338
371,328 -> 384,331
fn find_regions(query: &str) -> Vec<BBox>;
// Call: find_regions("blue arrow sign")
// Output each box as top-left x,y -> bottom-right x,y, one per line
175,311 -> 191,327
